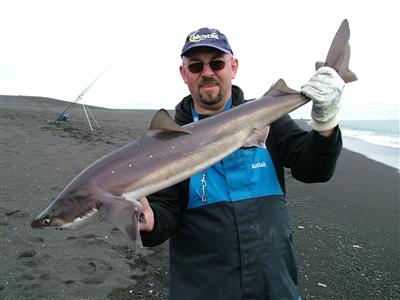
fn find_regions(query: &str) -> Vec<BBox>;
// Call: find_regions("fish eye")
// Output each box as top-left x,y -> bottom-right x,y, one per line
43,219 -> 51,226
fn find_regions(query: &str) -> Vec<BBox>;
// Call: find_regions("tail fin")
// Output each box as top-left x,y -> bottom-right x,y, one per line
317,19 -> 357,83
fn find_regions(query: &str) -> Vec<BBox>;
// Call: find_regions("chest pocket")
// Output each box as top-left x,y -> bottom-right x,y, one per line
188,148 -> 283,209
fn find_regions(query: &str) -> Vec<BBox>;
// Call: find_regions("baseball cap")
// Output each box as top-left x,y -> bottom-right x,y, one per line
181,27 -> 233,56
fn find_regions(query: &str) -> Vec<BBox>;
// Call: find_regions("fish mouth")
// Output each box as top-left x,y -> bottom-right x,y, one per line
60,208 -> 99,229
31,208 -> 99,230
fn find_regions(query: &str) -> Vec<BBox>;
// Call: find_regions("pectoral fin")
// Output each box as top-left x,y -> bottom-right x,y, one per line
243,125 -> 270,148
99,196 -> 143,247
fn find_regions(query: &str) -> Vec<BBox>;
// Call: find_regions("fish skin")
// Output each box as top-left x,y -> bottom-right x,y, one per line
31,20 -> 356,245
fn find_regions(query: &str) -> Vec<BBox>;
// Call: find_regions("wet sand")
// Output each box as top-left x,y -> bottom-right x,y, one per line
1,96 -> 399,299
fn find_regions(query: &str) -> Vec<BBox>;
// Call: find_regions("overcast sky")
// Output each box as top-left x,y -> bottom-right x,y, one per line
1,0 -> 399,120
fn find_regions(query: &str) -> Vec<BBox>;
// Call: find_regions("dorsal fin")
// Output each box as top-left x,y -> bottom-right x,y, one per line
264,79 -> 299,97
148,109 -> 191,134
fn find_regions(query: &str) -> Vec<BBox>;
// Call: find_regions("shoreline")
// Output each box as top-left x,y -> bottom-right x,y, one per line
343,136 -> 399,170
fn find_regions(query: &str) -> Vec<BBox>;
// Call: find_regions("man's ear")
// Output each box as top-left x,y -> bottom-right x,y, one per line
231,58 -> 239,80
179,65 -> 188,84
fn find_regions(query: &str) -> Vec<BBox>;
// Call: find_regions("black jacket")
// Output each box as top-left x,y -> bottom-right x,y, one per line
141,85 -> 342,299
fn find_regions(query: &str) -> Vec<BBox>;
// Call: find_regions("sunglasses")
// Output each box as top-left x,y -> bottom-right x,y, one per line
187,60 -> 226,73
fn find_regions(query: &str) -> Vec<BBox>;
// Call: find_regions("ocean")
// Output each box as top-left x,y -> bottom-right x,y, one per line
340,120 -> 399,170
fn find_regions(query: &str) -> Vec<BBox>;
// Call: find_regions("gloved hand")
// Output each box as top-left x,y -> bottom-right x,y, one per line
301,67 -> 345,132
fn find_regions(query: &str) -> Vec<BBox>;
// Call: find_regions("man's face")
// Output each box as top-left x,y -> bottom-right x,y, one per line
180,47 -> 238,114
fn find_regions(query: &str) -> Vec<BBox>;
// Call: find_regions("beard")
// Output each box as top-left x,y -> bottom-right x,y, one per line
197,78 -> 224,106
198,89 -> 224,106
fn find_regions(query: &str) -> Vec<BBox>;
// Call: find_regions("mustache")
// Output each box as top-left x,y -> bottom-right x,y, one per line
199,77 -> 219,86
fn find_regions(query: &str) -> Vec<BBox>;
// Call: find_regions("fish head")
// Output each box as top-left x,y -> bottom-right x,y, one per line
31,187 -> 99,229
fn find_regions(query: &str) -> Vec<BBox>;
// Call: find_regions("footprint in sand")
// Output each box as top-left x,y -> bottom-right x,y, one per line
75,257 -> 113,285
17,249 -> 50,269
16,249 -> 52,291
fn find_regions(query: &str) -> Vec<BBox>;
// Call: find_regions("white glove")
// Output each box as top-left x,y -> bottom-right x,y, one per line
301,67 -> 345,132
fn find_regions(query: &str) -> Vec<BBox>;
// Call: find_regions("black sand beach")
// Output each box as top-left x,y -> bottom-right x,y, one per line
1,96 -> 399,299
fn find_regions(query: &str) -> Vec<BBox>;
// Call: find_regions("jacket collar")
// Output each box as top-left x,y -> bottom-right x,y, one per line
174,85 -> 245,125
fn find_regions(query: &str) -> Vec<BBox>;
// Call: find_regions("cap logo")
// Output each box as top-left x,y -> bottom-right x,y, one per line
189,32 -> 219,43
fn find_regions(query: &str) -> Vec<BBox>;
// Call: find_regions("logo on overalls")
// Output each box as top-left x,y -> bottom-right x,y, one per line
251,161 -> 267,169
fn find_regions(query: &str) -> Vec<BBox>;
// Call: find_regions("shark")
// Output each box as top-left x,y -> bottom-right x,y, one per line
31,20 -> 357,246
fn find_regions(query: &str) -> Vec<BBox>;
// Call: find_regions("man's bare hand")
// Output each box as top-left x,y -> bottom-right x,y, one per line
138,197 -> 155,232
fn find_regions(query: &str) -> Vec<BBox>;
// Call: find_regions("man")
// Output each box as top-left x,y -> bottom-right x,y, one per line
139,27 -> 344,299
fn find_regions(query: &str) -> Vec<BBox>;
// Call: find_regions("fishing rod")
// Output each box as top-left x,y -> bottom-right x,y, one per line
55,65 -> 109,124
